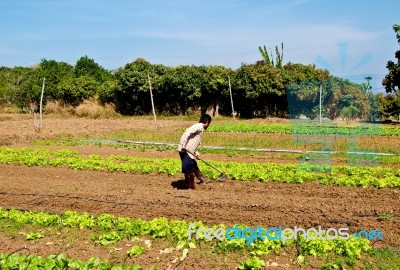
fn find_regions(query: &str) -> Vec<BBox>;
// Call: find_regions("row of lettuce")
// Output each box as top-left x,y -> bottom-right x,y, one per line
208,123 -> 400,136
0,208 -> 372,269
0,253 -> 153,270
0,147 -> 399,188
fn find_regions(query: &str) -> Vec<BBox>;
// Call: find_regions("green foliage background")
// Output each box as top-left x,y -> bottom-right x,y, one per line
1,24 -> 399,121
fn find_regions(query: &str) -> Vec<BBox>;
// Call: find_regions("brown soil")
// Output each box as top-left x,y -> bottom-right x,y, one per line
0,164 -> 399,268
1,116 -> 400,269
2,163 -> 399,241
0,115 -> 190,145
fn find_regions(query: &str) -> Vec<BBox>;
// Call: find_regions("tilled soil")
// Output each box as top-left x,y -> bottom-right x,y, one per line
1,164 -> 399,246
0,116 -> 399,269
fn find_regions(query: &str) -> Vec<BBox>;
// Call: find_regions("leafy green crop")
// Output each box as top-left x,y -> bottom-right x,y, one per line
238,256 -> 265,270
0,208 -> 372,262
0,253 -> 149,270
0,147 -> 399,188
127,246 -> 145,257
25,231 -> 44,240
208,123 -> 399,136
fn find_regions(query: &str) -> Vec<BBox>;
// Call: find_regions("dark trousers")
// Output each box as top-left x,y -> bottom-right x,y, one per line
179,151 -> 198,173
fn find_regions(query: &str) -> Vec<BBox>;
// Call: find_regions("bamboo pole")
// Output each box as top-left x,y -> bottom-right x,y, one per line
228,76 -> 235,119
39,77 -> 45,131
148,73 -> 157,127
34,77 -> 45,133
319,83 -> 322,125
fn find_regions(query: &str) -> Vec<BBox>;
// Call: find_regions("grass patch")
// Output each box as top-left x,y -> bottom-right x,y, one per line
360,249 -> 400,269
0,219 -> 22,237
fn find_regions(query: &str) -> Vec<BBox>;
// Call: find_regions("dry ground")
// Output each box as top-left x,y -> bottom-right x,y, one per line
0,115 -> 399,269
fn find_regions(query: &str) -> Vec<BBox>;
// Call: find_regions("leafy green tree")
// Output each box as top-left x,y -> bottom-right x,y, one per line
115,58 -> 164,115
97,78 -> 120,104
378,92 -> 400,121
48,56 -> 114,105
284,63 -> 330,119
340,105 -> 360,124
159,65 -> 203,114
0,67 -> 12,105
286,80 -> 322,119
199,65 -> 234,117
14,60 -> 71,111
74,56 -> 110,82
325,78 -> 370,120
367,93 -> 381,122
361,76 -> 381,121
258,43 -> 284,68
16,59 -> 74,109
234,63 -> 286,118
57,75 -> 100,105
0,66 -> 31,108
284,62 -> 329,83
36,59 -> 74,99
382,24 -> 400,93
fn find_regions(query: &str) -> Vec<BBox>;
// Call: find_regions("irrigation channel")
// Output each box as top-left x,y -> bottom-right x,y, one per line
80,139 -> 400,156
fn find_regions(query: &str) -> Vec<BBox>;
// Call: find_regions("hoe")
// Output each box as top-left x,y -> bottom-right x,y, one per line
186,150 -> 228,181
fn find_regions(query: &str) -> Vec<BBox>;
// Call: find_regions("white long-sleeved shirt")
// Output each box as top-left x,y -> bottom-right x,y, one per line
178,123 -> 204,159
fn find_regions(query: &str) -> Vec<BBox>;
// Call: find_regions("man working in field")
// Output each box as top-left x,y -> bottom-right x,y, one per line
178,114 -> 212,189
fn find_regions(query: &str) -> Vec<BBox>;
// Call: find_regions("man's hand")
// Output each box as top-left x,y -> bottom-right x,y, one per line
195,152 -> 201,159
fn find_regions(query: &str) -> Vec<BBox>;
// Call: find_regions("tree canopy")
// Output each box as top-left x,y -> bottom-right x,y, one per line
1,28 -> 398,121
383,24 -> 400,93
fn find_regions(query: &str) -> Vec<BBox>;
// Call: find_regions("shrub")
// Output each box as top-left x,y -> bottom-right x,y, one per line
74,99 -> 119,119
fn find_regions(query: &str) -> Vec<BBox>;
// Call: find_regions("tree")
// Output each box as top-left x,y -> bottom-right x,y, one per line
13,60 -> 73,111
74,56 -> 110,82
234,63 -> 286,118
258,43 -> 284,68
57,75 -> 100,105
0,66 -> 30,108
340,105 -> 359,124
325,77 -> 370,120
97,78 -> 119,104
378,92 -> 400,121
199,65 -> 233,117
37,59 -> 74,99
362,76 -> 381,121
382,24 -> 400,93
115,58 -> 154,115
284,63 -> 330,119
159,65 -> 203,114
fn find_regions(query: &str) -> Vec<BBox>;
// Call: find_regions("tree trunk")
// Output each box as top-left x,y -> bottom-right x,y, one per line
205,97 -> 219,117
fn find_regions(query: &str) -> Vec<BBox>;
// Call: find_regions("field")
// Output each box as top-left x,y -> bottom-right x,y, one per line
0,114 -> 399,269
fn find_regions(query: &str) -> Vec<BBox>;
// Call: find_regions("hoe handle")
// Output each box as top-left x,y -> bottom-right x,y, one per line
185,150 -> 224,174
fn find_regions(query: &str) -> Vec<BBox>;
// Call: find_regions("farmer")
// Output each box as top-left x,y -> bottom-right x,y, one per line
178,114 -> 212,189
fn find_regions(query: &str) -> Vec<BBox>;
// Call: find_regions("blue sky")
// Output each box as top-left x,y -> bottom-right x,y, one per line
0,0 -> 399,92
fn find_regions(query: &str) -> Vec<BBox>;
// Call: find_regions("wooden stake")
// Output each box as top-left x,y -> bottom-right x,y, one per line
319,83 -> 322,125
228,76 -> 235,119
148,73 -> 157,127
34,77 -> 45,133
39,77 -> 45,131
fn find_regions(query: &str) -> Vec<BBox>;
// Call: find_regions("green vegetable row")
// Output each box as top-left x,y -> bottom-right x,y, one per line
0,253 -> 155,270
0,208 -> 371,260
208,123 -> 400,136
0,147 -> 399,188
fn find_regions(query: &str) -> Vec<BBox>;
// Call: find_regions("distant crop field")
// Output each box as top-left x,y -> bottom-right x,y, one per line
0,115 -> 399,269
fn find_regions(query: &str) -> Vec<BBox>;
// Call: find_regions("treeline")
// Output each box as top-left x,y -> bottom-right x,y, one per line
0,56 -> 399,120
